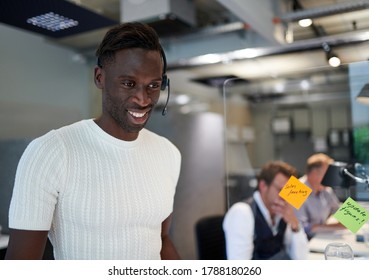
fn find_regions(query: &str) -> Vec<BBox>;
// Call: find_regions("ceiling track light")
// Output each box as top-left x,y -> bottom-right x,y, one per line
327,52 -> 341,67
322,42 -> 341,67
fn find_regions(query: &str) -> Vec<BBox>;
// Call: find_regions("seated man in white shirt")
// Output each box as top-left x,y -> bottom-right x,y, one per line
223,161 -> 309,260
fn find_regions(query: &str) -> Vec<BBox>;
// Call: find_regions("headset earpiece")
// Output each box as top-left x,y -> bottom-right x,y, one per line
160,48 -> 170,115
160,48 -> 169,91
161,74 -> 168,91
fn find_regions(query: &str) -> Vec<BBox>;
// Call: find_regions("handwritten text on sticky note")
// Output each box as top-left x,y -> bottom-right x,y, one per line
279,175 -> 312,209
333,197 -> 369,233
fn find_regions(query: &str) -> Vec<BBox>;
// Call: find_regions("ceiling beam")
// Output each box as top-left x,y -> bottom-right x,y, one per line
167,29 -> 369,69
217,0 -> 279,44
280,0 -> 369,22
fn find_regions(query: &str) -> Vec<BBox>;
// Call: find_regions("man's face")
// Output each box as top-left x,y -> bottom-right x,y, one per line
261,173 -> 289,215
310,164 -> 329,191
96,48 -> 163,139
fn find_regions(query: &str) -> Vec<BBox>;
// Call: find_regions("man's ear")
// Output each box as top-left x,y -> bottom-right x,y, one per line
94,66 -> 103,89
258,180 -> 267,194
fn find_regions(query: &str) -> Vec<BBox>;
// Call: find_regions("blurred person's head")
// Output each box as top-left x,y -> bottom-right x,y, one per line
257,161 -> 297,216
305,153 -> 334,192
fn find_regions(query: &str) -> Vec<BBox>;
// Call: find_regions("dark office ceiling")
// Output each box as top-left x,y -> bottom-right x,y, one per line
1,0 -> 368,103
0,0 -> 117,38
2,0 -> 369,66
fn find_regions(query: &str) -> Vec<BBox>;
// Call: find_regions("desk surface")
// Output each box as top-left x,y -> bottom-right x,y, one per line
309,228 -> 369,258
0,235 -> 9,250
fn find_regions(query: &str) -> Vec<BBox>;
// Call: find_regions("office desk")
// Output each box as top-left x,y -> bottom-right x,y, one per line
308,228 -> 369,259
0,235 -> 9,250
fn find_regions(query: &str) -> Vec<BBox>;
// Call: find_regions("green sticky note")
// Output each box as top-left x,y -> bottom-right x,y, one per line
333,197 -> 369,233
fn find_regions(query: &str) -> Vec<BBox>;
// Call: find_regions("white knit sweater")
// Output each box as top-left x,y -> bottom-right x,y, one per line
9,119 -> 181,259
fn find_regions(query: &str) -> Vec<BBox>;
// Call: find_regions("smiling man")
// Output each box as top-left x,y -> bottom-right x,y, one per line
6,22 -> 182,260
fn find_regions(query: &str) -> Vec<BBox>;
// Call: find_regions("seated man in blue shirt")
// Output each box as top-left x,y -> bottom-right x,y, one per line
295,153 -> 344,240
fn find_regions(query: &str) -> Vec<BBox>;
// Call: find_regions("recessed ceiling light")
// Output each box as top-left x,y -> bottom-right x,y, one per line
298,18 -> 312,28
328,55 -> 341,67
300,80 -> 310,90
26,12 -> 78,32
175,94 -> 191,105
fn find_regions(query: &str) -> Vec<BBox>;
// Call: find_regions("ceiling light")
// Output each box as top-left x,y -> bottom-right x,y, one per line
300,80 -> 310,90
175,94 -> 191,105
231,48 -> 264,59
356,83 -> 369,105
274,83 -> 285,93
298,18 -> 312,28
327,53 -> 341,67
189,54 -> 222,65
27,12 -> 78,32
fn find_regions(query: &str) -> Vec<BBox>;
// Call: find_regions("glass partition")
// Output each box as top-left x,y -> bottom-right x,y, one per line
221,60 -> 369,210
222,78 -> 257,210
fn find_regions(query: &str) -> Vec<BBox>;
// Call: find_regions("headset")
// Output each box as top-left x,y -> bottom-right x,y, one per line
160,47 -> 170,116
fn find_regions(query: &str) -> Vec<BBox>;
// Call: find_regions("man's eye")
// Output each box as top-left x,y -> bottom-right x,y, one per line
122,81 -> 135,87
148,82 -> 160,89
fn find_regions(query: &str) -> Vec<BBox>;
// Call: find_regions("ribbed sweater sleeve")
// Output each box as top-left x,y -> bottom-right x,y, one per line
9,130 -> 66,230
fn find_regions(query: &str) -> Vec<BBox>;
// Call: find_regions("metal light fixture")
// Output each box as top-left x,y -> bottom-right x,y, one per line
26,12 -> 79,32
356,83 -> 369,105
321,162 -> 369,189
322,42 -> 341,67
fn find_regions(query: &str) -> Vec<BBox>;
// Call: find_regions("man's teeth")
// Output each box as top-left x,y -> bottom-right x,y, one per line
129,111 -> 146,118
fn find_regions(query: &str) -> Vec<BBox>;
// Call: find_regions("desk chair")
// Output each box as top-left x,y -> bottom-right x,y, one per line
195,215 -> 226,260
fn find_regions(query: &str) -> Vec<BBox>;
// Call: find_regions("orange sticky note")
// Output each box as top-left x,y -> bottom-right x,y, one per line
279,175 -> 312,209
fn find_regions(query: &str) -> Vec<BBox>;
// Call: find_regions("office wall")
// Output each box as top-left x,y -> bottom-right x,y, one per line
0,23 -> 93,233
147,111 -> 225,260
0,139 -> 30,233
0,23 -> 92,139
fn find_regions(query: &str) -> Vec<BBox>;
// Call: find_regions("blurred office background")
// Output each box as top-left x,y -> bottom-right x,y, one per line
1,0 -> 369,259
